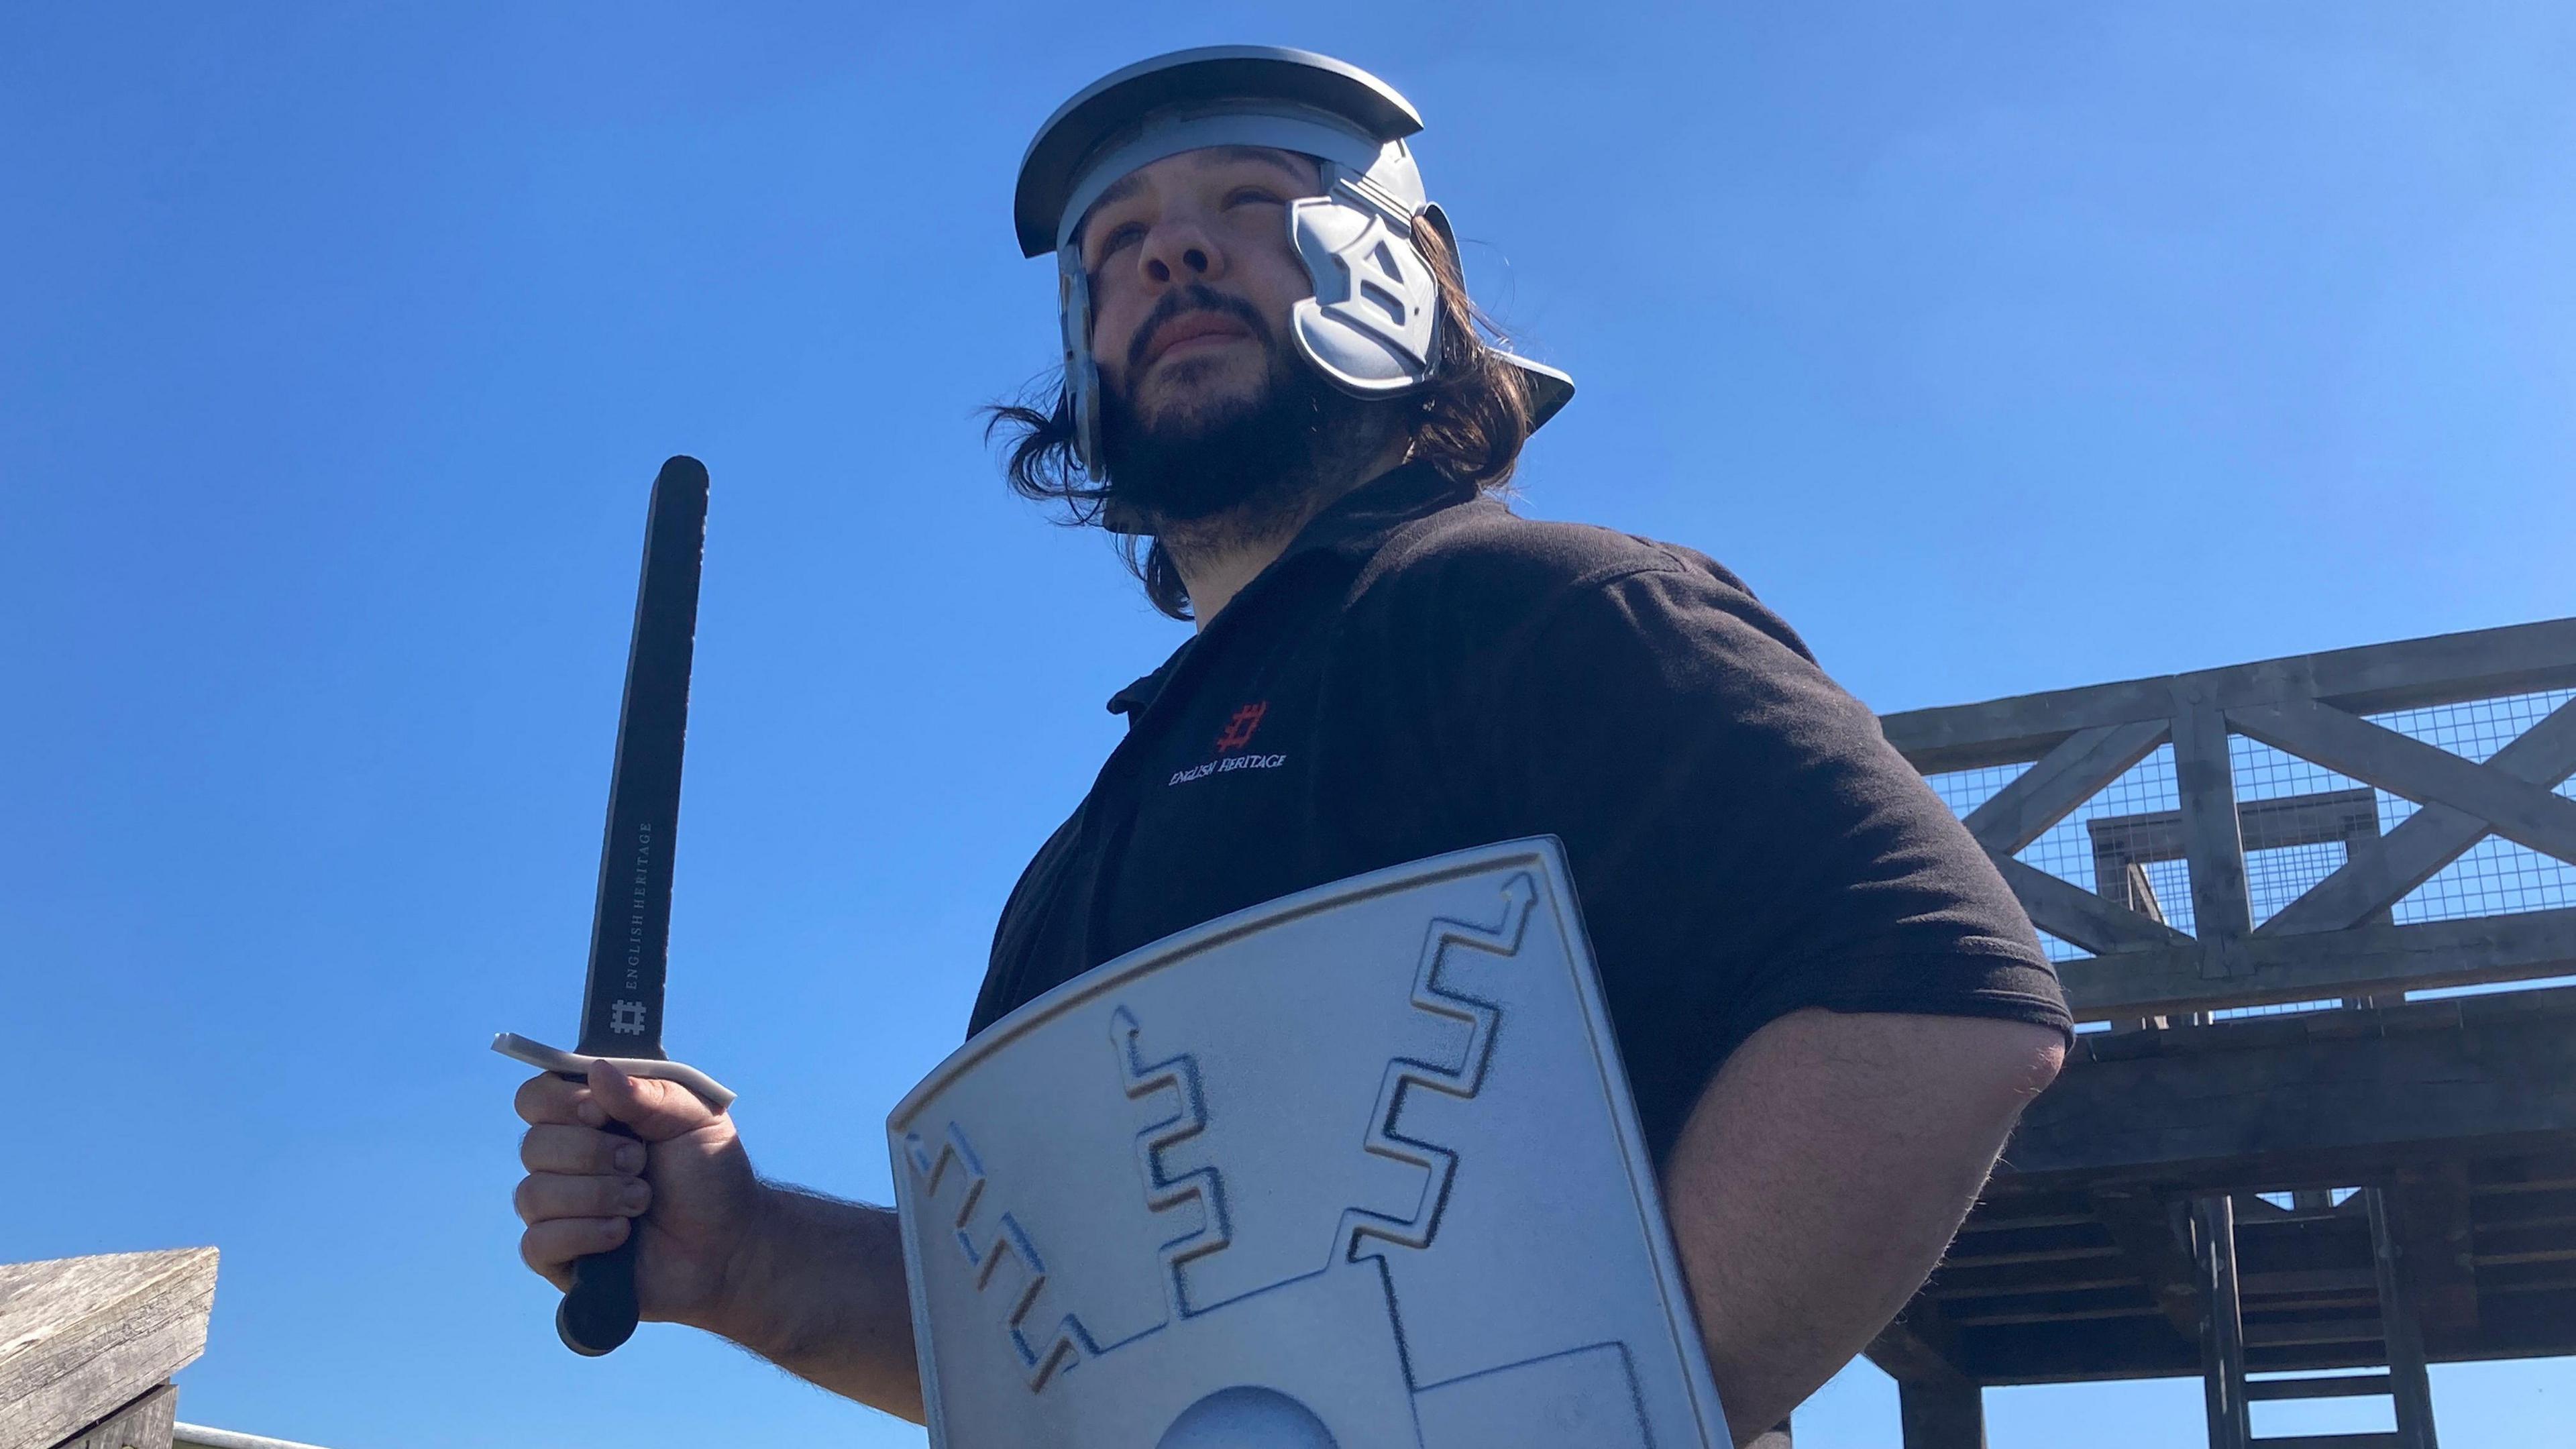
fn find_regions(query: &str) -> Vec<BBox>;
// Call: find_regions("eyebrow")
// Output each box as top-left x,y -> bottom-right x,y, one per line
1079,146 -> 1317,240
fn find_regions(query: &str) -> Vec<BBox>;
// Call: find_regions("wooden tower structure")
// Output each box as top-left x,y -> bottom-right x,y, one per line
1868,618 -> 2576,1448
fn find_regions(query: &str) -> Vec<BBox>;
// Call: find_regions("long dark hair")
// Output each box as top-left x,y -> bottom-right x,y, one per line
985,216 -> 1534,621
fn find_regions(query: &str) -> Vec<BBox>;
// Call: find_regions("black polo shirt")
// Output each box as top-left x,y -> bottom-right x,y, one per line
970,462 -> 2069,1162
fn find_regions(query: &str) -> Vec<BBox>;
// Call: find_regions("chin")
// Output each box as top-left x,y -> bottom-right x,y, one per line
1133,360 -> 1270,434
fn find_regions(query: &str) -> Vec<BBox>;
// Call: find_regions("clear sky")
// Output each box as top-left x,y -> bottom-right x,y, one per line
5,4 -> 2571,1446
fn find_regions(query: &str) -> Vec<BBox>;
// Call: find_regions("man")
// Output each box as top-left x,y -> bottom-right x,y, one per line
511,47 -> 2069,1445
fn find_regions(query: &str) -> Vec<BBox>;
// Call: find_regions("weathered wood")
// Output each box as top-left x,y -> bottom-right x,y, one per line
2059,905 -> 2576,1018
1965,720 -> 2173,855
1994,855 -> 2193,957
1882,619 -> 2576,773
2263,698 -> 2576,935
2086,1189 -> 2204,1340
2366,1190 -> 2440,1449
2089,789 -> 2381,866
2226,698 -> 2576,867
2197,1197 -> 2253,1449
2000,989 -> 2576,1191
1866,1297 -> 1978,1385
58,1384 -> 177,1449
0,1249 -> 218,1449
2387,1165 -> 2480,1341
2172,688 -> 2251,979
1898,1378 -> 1986,1449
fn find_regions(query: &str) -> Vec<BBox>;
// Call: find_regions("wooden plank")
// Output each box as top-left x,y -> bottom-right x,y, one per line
2090,790 -> 2379,867
1995,855 -> 2194,956
1998,991 -> 2576,1191
2263,699 -> 2576,935
59,1385 -> 177,1449
2059,906 -> 2576,1018
2243,1373 -> 2392,1401
1965,720 -> 2173,855
2172,688 -> 2251,980
1882,619 -> 2576,773
2088,1189 -> 2205,1340
2387,1165 -> 2479,1341
2227,698 -> 2576,867
0,1249 -> 219,1449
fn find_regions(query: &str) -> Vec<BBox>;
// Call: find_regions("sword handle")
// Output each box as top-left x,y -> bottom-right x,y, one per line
557,1106 -> 644,1355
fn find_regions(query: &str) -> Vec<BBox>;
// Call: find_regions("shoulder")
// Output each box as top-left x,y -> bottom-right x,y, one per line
1348,498 -> 1815,669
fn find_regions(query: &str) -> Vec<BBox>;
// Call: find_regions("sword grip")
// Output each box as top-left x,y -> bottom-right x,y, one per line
557,1114 -> 644,1355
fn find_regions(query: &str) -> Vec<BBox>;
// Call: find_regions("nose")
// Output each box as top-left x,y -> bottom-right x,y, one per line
1138,214 -> 1225,288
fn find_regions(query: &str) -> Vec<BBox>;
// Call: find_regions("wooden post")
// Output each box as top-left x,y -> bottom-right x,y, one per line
1899,1379 -> 1986,1449
2194,1197 -> 2251,1449
0,1248 -> 218,1449
2171,688 -> 2251,981
2368,1188 -> 2442,1449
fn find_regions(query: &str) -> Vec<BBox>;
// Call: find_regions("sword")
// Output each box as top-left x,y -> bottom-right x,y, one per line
493,454 -> 734,1357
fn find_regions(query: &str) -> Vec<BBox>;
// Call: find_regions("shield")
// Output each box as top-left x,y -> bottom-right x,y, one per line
888,837 -> 1729,1448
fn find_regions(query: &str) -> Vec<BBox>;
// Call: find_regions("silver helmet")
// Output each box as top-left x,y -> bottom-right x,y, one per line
1014,46 -> 1574,475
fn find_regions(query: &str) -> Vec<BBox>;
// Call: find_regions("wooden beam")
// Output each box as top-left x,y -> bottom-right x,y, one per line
2087,1189 -> 2206,1341
1998,990 -> 2576,1191
2262,698 -> 2576,936
2173,688 -> 2250,979
1866,1297 -> 1978,1386
2227,698 -> 2576,867
0,1249 -> 218,1449
59,1385 -> 177,1449
1882,619 -> 2576,774
1994,855 -> 2194,957
2091,790 -> 2381,867
1898,1378 -> 1986,1449
2057,906 -> 2576,1018
2387,1164 -> 2480,1342
1965,720 -> 2173,855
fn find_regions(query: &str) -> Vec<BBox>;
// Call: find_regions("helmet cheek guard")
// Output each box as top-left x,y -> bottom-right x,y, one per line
1017,47 -> 1572,490
1287,152 -> 1441,397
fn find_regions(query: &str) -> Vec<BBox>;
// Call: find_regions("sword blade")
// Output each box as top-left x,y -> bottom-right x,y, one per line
574,456 -> 708,1060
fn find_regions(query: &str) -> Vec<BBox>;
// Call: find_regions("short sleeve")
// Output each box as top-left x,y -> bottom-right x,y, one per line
1437,558 -> 2071,1158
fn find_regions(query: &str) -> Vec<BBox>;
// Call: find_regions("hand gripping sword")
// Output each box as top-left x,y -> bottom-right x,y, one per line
493,455 -> 735,1356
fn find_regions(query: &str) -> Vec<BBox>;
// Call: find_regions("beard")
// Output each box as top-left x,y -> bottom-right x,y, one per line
1096,285 -> 1394,536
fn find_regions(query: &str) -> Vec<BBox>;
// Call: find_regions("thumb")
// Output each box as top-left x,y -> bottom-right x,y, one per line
586,1058 -> 722,1143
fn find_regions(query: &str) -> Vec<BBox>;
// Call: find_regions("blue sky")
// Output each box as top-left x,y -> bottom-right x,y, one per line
5,4 -> 2571,1446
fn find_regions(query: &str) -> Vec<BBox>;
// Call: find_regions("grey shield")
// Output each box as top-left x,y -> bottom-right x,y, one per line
888,838 -> 1729,1448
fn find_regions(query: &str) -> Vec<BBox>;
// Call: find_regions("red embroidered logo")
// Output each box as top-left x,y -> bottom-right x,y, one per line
1214,702 -> 1269,754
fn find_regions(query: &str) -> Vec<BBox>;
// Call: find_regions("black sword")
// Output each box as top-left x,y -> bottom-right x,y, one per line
495,454 -> 731,1356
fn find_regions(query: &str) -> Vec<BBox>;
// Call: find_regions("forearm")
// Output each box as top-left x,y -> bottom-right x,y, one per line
701,1182 -> 924,1421
1660,1009 -> 2062,1446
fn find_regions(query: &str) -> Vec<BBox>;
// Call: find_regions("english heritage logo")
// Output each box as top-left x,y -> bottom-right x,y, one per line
1169,701 -> 1287,786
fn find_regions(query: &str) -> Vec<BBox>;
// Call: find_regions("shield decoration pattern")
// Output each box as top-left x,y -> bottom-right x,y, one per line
888,837 -> 1728,1448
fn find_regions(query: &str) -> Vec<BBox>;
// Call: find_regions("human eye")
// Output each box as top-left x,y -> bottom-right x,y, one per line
1099,220 -> 1146,254
1224,185 -> 1285,209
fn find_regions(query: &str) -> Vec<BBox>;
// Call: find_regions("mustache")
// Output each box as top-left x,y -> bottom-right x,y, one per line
1125,284 -> 1273,374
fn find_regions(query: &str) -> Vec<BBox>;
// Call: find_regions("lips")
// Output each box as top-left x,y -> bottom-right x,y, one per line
1140,310 -> 1252,368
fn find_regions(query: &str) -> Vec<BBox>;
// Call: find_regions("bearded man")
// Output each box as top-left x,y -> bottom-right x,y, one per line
510,47 -> 2070,1446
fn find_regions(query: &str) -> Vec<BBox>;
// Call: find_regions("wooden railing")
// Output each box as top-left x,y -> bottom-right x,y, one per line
1879,619 -> 2576,1019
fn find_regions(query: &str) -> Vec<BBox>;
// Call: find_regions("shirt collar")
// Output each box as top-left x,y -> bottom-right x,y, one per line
1104,461 -> 1475,718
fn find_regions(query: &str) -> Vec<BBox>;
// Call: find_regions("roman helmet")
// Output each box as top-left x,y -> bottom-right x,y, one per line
1014,46 -> 1576,478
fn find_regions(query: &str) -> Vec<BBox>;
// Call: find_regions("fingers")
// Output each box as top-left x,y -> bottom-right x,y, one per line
520,1214 -> 631,1289
514,1073 -> 608,1128
585,1059 -> 721,1143
521,1123 -> 647,1176
513,1169 -> 651,1225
